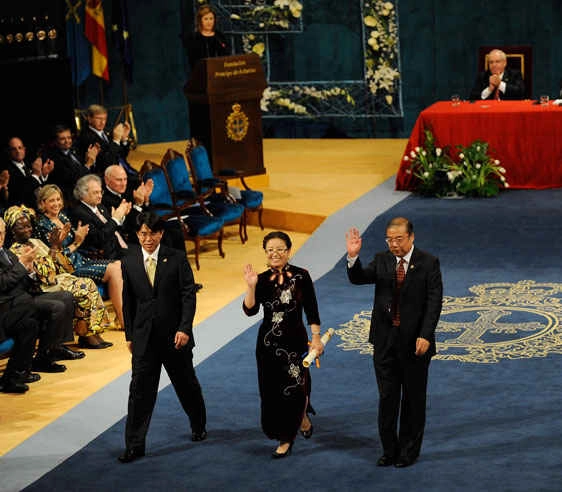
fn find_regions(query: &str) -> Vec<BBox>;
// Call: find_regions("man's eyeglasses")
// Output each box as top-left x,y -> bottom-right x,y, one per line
265,248 -> 288,255
385,236 -> 408,245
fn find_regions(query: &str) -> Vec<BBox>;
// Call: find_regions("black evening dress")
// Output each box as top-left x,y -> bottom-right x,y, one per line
185,31 -> 230,70
243,264 -> 321,443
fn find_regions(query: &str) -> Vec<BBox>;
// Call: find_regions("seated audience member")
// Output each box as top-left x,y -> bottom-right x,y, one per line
71,174 -> 131,260
5,205 -> 112,350
1,137 -> 54,208
0,217 -> 80,373
469,49 -> 525,101
77,104 -> 138,182
102,165 -> 153,244
0,305 -> 42,393
0,169 -> 9,213
44,125 -> 100,204
35,184 -> 125,333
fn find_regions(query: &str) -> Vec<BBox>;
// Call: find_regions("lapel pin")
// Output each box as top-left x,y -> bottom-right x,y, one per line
163,258 -> 168,263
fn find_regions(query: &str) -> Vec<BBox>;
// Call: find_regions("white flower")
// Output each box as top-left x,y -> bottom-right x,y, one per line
436,148 -> 442,156
459,153 -> 464,159
423,171 -> 429,177
405,169 -> 411,174
500,175 -> 506,182
410,151 -> 416,158
499,167 -> 506,173
415,146 -> 420,152
505,182 -> 510,188
494,160 -> 500,165
476,163 -> 481,169
230,13 -> 241,20
364,15 -> 378,27
280,289 -> 292,304
403,156 -> 409,161
476,146 -> 481,152
422,150 -> 427,156
385,94 -> 393,105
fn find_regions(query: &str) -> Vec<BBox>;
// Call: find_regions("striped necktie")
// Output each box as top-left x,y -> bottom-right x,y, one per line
392,258 -> 406,327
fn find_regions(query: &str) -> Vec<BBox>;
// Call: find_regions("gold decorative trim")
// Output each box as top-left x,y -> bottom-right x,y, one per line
335,281 -> 562,364
226,103 -> 249,142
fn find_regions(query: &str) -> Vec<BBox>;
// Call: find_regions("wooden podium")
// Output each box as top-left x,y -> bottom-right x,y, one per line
185,54 -> 267,176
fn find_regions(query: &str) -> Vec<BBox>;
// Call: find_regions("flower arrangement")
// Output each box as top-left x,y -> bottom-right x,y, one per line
404,129 -> 509,198
260,85 -> 355,115
230,0 -> 303,31
363,1 -> 401,104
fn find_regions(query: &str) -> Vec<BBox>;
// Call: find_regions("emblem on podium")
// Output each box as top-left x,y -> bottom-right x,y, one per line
226,103 -> 249,142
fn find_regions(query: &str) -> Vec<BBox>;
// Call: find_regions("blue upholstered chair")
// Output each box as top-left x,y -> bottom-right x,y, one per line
0,338 -> 14,357
162,149 -> 246,244
142,159 -> 225,270
186,143 -> 263,242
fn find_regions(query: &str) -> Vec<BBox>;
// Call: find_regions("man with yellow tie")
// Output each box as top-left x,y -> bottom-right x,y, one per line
118,211 -> 207,463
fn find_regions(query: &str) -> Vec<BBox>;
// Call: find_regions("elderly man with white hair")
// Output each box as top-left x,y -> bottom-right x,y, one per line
469,48 -> 525,100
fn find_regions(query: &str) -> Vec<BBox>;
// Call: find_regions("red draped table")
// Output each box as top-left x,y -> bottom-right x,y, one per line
396,100 -> 562,190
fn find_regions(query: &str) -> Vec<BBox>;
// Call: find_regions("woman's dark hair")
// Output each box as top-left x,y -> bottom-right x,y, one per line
262,231 -> 292,250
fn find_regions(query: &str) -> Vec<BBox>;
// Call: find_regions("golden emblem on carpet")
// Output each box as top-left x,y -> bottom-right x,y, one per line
335,281 -> 562,364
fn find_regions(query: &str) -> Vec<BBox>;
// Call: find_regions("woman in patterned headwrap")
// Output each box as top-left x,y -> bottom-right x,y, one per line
5,205 -> 112,349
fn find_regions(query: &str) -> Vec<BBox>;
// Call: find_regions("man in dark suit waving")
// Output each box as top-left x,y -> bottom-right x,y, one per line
346,217 -> 442,468
118,212 -> 207,463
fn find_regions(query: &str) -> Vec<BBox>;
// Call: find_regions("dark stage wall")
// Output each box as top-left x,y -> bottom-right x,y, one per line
4,1 -> 562,144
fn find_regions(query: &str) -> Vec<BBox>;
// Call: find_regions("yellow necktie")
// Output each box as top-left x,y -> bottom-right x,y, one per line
146,257 -> 156,286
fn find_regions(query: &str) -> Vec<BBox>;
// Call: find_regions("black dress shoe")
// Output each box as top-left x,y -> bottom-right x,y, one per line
272,442 -> 293,459
32,357 -> 67,373
17,371 -> 41,383
191,430 -> 207,442
0,378 -> 29,393
377,454 -> 396,467
394,456 -> 416,468
195,283 -> 203,292
118,448 -> 145,463
49,345 -> 86,360
78,336 -> 113,349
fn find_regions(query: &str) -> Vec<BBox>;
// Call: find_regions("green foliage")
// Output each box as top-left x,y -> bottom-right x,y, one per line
404,130 -> 509,198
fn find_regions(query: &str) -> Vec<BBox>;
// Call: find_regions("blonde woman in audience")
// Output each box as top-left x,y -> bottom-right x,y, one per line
34,185 -> 125,340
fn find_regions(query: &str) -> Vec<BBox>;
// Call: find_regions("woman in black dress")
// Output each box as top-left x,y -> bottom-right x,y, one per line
243,231 -> 324,458
185,4 -> 230,70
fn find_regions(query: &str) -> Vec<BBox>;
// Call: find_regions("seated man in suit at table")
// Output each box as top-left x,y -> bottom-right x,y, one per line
469,49 -> 525,101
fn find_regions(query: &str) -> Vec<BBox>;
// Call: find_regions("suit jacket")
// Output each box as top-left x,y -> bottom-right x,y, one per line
469,68 -> 525,100
70,201 -> 127,259
101,185 -> 145,244
347,247 -> 443,358
44,147 -> 90,203
77,127 -> 130,176
121,244 -> 196,356
0,160 -> 41,208
0,248 -> 38,309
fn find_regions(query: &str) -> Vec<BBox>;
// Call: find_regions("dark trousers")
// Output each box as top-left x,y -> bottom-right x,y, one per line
374,335 -> 431,460
1,305 -> 40,378
11,291 -> 74,349
125,334 -> 206,451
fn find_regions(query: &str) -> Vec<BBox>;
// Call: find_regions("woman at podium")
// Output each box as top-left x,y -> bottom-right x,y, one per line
186,4 -> 230,70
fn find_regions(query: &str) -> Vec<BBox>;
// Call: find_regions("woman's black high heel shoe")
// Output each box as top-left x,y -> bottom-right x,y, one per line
272,442 -> 293,459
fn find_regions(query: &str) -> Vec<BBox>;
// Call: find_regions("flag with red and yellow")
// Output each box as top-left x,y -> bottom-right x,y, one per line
85,0 -> 109,81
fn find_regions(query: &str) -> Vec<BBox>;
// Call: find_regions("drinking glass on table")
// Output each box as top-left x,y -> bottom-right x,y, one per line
540,95 -> 550,106
451,94 -> 461,106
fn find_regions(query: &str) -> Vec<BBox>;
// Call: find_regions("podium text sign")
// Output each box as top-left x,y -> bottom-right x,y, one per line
185,54 -> 267,176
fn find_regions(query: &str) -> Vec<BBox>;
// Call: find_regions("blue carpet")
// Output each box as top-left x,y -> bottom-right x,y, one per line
23,189 -> 562,491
